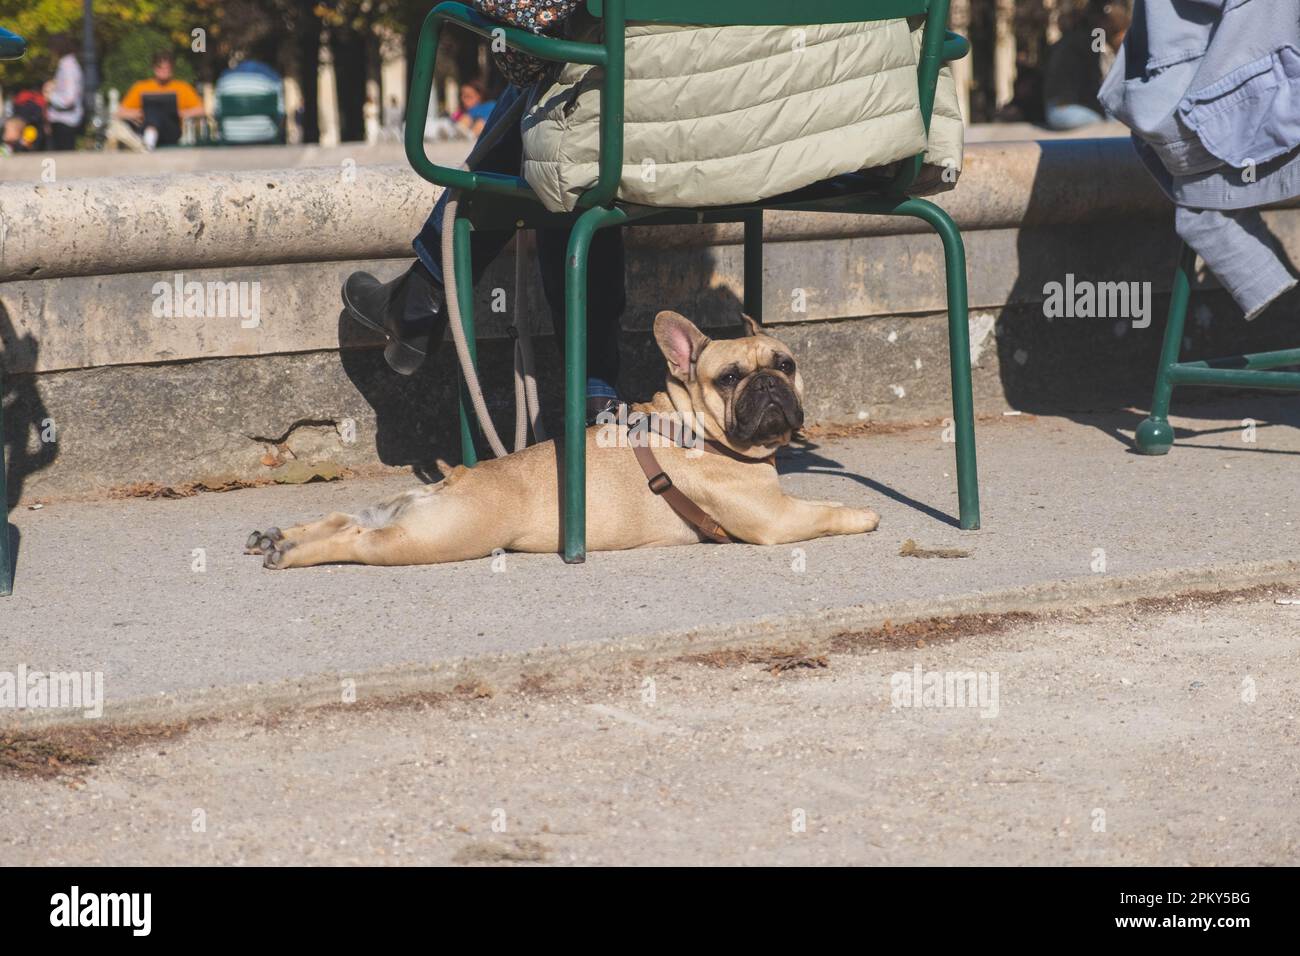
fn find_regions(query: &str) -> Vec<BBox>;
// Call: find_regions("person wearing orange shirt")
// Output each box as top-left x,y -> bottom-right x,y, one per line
106,51 -> 205,151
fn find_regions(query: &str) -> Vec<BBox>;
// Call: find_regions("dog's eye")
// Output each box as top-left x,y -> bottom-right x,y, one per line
717,370 -> 740,388
776,356 -> 796,374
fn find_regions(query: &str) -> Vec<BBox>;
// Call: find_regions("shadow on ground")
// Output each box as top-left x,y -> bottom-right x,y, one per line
1,301 -> 59,586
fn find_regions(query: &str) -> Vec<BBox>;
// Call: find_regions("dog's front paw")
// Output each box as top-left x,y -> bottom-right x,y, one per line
847,508 -> 880,534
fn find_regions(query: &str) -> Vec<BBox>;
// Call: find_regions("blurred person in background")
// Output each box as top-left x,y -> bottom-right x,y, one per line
1044,0 -> 1131,130
106,51 -> 204,151
215,57 -> 285,144
364,94 -> 380,143
383,94 -> 404,139
43,33 -> 84,150
454,80 -> 495,137
994,52 -> 1044,125
423,79 -> 494,141
3,88 -> 48,153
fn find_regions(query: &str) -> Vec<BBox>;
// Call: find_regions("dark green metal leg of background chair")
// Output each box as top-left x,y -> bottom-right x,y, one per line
1,24 -> 24,596
1136,242 -> 1300,454
406,0 -> 979,563
1,363 -> 10,597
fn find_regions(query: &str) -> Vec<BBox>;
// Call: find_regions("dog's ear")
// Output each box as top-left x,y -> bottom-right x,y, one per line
654,310 -> 710,381
739,313 -> 762,337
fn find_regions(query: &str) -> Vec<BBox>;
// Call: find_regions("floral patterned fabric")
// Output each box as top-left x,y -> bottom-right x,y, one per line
472,0 -> 583,85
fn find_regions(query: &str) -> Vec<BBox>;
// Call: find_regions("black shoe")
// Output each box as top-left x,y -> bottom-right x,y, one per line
586,395 -> 620,426
342,262 -> 447,375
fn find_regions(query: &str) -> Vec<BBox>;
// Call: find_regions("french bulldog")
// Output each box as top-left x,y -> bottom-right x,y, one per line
245,310 -> 879,568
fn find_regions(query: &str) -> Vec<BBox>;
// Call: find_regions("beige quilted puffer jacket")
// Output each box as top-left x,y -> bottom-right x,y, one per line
520,16 -> 964,212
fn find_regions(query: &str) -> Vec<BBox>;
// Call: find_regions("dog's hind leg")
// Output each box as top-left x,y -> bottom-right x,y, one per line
263,524 -> 387,569
263,494 -> 506,569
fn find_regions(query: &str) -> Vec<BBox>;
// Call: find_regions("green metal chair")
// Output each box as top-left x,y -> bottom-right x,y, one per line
1135,242 -> 1300,454
405,0 -> 979,562
217,91 -> 285,145
0,24 -> 25,596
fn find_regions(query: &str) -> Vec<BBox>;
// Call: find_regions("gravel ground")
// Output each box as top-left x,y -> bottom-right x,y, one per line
3,588 -> 1298,866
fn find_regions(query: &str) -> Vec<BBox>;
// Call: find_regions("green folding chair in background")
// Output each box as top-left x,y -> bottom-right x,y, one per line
404,0 -> 979,563
1135,241 -> 1300,454
217,91 -> 285,145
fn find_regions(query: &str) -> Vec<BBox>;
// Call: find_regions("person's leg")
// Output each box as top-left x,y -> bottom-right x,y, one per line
1044,103 -> 1105,130
51,123 -> 77,151
343,86 -> 526,374
411,86 -> 527,285
1176,206 -> 1298,320
104,118 -> 147,152
537,224 -> 626,415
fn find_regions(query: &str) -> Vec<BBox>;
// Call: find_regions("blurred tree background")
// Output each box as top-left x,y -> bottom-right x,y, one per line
0,0 -> 1107,142
0,0 -> 496,143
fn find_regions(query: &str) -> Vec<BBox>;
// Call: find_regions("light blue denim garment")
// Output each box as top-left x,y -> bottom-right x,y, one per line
1099,0 -> 1300,318
1045,103 -> 1107,130
1100,0 -> 1300,200
1175,206 -> 1298,319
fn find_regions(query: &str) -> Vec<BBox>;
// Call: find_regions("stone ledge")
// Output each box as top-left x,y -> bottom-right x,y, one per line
0,139 -> 1176,283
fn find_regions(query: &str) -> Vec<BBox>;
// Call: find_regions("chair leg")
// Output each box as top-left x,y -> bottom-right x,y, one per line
1135,242 -> 1196,455
452,213 -> 479,467
900,198 -> 980,530
563,205 -> 629,564
743,210 -> 763,322
1,362 -> 10,597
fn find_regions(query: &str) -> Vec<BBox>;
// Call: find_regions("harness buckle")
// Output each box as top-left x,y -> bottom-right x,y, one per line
647,472 -> 673,495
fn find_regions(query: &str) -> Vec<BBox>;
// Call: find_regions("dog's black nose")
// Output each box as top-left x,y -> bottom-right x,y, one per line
752,374 -> 776,392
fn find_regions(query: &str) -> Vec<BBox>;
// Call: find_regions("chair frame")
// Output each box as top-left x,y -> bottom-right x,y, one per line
405,0 -> 979,562
1135,241 -> 1300,454
0,352 -> 8,596
0,24 -> 23,595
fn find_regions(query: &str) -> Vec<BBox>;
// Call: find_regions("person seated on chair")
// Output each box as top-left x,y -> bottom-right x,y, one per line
342,78 -> 625,422
106,51 -> 204,151
1043,0 -> 1130,130
453,81 -> 495,138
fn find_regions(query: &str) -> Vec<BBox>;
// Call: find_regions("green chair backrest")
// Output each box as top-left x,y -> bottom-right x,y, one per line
219,92 -> 280,118
586,0 -> 931,24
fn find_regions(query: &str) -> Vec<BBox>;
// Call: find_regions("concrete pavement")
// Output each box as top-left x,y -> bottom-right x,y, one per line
3,398 -> 1298,723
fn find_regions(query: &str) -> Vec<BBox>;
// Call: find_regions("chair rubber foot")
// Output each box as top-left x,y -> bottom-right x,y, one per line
562,551 -> 586,565
1135,417 -> 1174,455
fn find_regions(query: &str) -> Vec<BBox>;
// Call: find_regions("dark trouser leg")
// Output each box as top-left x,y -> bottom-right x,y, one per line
537,225 -> 626,394
410,83 -> 626,397
348,87 -> 531,374
51,123 -> 78,151
412,87 -> 526,284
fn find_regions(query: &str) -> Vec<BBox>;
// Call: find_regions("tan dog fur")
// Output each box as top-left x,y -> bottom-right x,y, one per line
246,311 -> 878,569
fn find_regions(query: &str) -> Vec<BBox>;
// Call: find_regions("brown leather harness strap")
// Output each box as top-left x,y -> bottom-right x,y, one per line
632,442 -> 735,543
622,404 -> 774,545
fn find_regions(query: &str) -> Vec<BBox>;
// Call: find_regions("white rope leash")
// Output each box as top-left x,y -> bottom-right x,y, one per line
437,94 -> 545,457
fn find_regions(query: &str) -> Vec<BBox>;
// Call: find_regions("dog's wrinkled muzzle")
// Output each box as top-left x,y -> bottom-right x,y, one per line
732,373 -> 804,445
